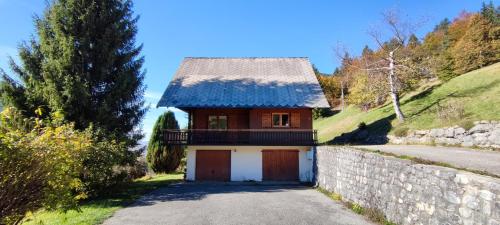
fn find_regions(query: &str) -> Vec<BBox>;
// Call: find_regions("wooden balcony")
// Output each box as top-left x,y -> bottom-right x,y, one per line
162,129 -> 317,146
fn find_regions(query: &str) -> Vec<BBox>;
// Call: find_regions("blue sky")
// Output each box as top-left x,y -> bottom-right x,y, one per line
0,0 -> 493,144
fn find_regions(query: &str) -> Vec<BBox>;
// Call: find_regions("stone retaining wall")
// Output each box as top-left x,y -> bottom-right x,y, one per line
388,121 -> 500,149
315,146 -> 500,225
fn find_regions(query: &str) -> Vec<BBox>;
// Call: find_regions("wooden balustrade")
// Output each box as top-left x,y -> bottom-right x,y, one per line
162,129 -> 317,146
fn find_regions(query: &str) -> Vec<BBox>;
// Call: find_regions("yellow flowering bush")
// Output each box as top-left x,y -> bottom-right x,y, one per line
0,108 -> 132,224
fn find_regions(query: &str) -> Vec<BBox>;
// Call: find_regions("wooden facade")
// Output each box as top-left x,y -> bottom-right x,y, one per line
189,108 -> 313,130
163,108 -> 317,146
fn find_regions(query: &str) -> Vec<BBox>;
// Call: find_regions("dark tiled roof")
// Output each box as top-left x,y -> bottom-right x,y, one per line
157,57 -> 330,108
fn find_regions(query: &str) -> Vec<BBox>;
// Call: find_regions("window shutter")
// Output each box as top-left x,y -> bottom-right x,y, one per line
262,113 -> 272,128
291,112 -> 301,128
228,115 -> 237,129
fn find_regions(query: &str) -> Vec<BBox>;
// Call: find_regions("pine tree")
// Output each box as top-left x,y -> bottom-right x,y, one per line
146,111 -> 184,173
407,34 -> 421,49
436,51 -> 456,80
434,18 -> 451,32
361,45 -> 374,56
481,1 -> 500,24
452,14 -> 500,74
0,0 -> 146,145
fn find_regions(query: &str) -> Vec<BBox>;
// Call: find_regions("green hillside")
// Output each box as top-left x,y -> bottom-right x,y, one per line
314,63 -> 500,143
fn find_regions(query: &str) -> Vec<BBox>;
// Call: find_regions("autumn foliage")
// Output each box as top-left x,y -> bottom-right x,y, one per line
316,3 -> 499,113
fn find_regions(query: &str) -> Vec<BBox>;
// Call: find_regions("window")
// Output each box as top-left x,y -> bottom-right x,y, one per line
272,113 -> 289,127
208,115 -> 227,129
218,116 -> 227,129
208,116 -> 218,129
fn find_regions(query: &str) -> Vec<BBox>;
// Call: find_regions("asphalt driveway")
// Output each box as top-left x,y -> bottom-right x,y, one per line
356,145 -> 500,176
104,183 -> 373,225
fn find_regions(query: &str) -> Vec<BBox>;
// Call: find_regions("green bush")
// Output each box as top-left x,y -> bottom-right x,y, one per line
0,108 -> 90,224
124,156 -> 148,180
313,108 -> 334,119
436,101 -> 465,123
0,108 -> 136,224
351,203 -> 365,214
459,120 -> 475,130
79,132 -> 131,197
393,126 -> 409,137
147,111 -> 185,173
357,122 -> 367,130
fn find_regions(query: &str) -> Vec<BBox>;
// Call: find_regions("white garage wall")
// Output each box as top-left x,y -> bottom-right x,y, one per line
298,149 -> 313,181
230,148 -> 262,181
185,146 -> 314,182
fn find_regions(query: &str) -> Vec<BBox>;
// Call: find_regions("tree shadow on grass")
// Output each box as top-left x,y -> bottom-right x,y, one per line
405,92 -> 456,118
405,79 -> 499,118
401,82 -> 443,105
325,114 -> 396,145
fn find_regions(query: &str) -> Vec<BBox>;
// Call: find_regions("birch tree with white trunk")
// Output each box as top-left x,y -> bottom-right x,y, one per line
365,9 -> 424,122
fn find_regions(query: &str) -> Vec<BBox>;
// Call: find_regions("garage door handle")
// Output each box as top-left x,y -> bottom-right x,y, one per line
211,170 -> 215,174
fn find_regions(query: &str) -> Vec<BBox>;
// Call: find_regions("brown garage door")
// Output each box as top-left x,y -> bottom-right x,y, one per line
196,150 -> 231,181
262,150 -> 299,181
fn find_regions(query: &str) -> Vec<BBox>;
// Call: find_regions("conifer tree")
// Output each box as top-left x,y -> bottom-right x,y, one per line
0,0 -> 146,146
452,14 -> 500,74
481,1 -> 500,24
146,111 -> 184,173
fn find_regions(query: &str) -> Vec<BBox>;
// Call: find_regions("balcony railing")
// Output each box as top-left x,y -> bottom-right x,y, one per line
162,129 -> 317,146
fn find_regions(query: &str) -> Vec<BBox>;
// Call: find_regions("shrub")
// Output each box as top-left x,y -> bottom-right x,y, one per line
117,156 -> 148,180
312,108 -> 334,119
365,208 -> 390,224
0,109 -> 91,224
0,108 -> 136,223
393,126 -> 409,137
351,203 -> 365,214
79,133 -> 132,197
177,154 -> 188,173
331,193 -> 342,201
436,101 -> 465,123
358,122 -> 367,130
459,119 -> 475,130
147,111 -> 185,173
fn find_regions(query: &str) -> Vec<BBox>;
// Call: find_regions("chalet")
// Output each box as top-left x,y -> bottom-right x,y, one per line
157,57 -> 329,182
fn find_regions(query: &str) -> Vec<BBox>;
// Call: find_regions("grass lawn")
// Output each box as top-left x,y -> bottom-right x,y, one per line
22,173 -> 183,225
314,62 -> 500,143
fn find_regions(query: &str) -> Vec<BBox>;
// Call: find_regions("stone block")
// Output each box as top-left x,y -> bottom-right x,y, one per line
430,128 -> 444,137
488,129 -> 500,145
405,183 -> 413,192
455,127 -> 466,135
461,135 -> 474,147
444,138 -> 460,145
489,219 -> 500,225
445,128 -> 455,138
482,200 -> 492,216
435,137 -> 447,144
479,190 -> 494,201
459,207 -> 472,218
473,134 -> 488,145
416,130 -> 429,136
470,124 -> 491,134
445,191 -> 461,204
465,197 -> 480,210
